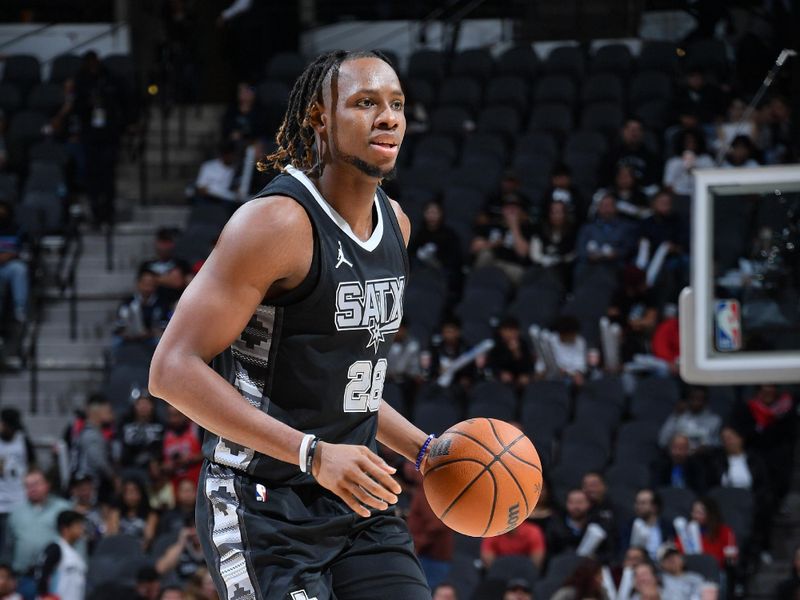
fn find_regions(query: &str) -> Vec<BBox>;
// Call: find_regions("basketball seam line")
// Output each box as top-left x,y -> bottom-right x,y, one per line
486,418 -> 530,517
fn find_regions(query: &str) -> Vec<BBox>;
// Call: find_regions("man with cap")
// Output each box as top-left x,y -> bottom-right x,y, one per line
504,578 -> 533,600
658,542 -> 707,600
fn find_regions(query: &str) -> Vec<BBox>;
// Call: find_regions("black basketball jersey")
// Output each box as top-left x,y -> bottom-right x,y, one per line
204,165 -> 409,485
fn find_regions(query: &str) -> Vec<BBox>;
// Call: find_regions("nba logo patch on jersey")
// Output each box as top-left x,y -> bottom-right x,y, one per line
255,483 -> 268,502
715,299 -> 742,352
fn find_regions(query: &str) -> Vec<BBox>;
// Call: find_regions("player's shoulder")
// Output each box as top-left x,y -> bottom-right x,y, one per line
225,194 -> 312,246
385,195 -> 410,245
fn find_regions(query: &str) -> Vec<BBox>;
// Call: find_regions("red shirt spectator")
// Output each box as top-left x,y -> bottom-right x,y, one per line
652,316 -> 679,366
676,498 -> 738,568
480,520 -> 546,570
163,407 -> 202,489
407,486 -> 453,562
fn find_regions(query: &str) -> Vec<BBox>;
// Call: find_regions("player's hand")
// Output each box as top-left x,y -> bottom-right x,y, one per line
312,442 -> 402,518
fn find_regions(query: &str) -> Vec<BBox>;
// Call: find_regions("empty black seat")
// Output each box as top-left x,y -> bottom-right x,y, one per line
637,41 -> 678,74
403,77 -> 435,108
686,39 -> 729,80
450,48 -> 494,81
580,102 -> 624,139
476,105 -> 521,141
462,133 -> 508,164
628,70 -> 672,108
528,103 -> 573,138
605,462 -> 650,490
2,54 -> 41,94
49,53 -> 82,84
407,49 -> 445,83
0,82 -> 23,116
658,486 -> 696,522
485,76 -> 529,114
515,132 -> 559,162
534,74 -> 577,107
581,73 -> 624,105
412,133 -> 458,168
27,82 -> 64,116
29,139 -> 69,166
430,106 -> 471,137
564,129 -> 608,157
543,46 -> 585,80
497,45 -> 540,79
265,51 -> 306,84
589,44 -> 633,76
438,76 -> 482,112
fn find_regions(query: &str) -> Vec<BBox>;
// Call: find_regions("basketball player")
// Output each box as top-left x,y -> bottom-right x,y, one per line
149,50 -> 433,600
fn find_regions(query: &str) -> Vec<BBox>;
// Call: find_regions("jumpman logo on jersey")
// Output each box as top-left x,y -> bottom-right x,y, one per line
335,241 -> 353,269
290,591 -> 318,600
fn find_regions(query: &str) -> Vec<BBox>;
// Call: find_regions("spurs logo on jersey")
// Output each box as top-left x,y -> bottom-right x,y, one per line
335,276 -> 404,353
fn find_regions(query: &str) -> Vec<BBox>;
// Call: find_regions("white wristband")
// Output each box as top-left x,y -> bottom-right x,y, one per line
298,434 -> 315,473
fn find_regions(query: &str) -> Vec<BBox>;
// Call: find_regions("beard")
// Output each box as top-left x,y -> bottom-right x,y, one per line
338,151 -> 397,181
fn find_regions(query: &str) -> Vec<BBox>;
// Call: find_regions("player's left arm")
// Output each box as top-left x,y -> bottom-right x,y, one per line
376,200 -> 432,467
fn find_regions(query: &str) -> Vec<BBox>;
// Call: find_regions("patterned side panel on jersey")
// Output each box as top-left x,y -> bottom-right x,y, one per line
213,306 -> 277,470
205,464 -> 258,600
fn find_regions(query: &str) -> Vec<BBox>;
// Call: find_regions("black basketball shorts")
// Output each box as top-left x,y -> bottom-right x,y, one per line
196,461 -> 431,600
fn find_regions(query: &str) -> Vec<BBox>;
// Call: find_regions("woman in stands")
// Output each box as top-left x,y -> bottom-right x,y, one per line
677,498 -> 738,569
551,558 -> 609,600
106,477 -> 159,550
528,200 -> 576,287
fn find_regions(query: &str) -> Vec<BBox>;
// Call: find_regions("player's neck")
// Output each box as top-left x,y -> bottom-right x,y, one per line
314,165 -> 379,241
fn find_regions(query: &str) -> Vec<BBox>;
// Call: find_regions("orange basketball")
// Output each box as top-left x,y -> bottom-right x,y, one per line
423,418 -> 543,537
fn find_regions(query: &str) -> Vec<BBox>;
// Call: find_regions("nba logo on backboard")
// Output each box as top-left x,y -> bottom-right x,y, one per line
255,484 -> 268,503
715,299 -> 742,352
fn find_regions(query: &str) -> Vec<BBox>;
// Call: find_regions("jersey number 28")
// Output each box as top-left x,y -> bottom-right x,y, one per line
343,359 -> 387,413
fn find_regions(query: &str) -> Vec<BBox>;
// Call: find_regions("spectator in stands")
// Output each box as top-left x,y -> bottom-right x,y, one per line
471,194 -> 534,286
147,459 -> 175,512
105,478 -> 158,549
407,483 -> 453,588
119,393 -> 165,473
575,194 -> 635,280
71,395 -> 116,502
185,567 -> 219,600
775,546 -> 800,599
603,118 -> 661,189
486,317 -> 534,389
140,228 -> 191,306
542,164 -> 586,225
158,586 -> 185,600
551,558 -> 607,600
662,129 -> 715,197
135,565 -> 161,600
651,434 -> 707,495
49,77 -> 84,187
75,50 -> 125,228
0,200 -> 29,364
408,201 -> 463,299
3,470 -> 72,583
154,522 -> 205,586
68,474 -> 104,552
636,190 -> 688,291
549,489 -> 613,563
609,546 -> 648,594
0,564 -> 21,600
193,141 -> 243,206
582,472 -> 616,533
387,319 -> 422,390
158,478 -> 197,540
676,498 -> 737,569
528,479 -> 556,538
528,200 -> 576,287
536,315 -> 587,386
480,516 -> 546,571
162,406 -> 202,490
114,267 -> 170,347
721,135 -> 760,168
503,578 -> 532,600
631,562 -> 663,600
651,305 -> 680,376
424,317 -> 475,388
715,98 -> 757,154
658,542 -> 705,600
0,111 -> 7,172
34,510 -> 86,600
620,489 -> 674,561
431,582 -> 458,600
734,385 -> 795,502
603,164 -> 650,221
0,409 -> 35,548
221,82 -> 265,146
674,70 -> 725,127
758,95 -> 795,164
658,387 -> 721,452
607,266 -> 659,361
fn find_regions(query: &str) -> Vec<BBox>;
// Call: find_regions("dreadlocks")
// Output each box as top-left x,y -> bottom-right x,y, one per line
258,49 -> 394,174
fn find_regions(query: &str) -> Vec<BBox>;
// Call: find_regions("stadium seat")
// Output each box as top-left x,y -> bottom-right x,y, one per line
614,439 -> 659,471
558,440 -> 609,472
658,486 -> 696,523
451,555 -> 481,600
528,103 -> 573,138
27,82 -> 64,116
104,364 -> 150,418
508,284 -> 562,331
448,161 -> 503,196
411,134 -> 459,168
382,381 -> 407,417
476,105 -> 521,141
615,421 -> 662,451
403,77 -> 435,108
561,281 -> 615,347
412,400 -> 462,436
187,201 -> 231,230
637,41 -> 678,74
543,46 -> 585,80
686,39 -> 729,80
265,51 -> 306,84
49,53 -> 82,84
582,74 -> 625,108
430,106 -> 472,137
543,552 -> 582,586
407,49 -> 446,83
465,265 -> 513,296
17,191 -> 63,236
515,132 -> 559,162
86,534 -> 146,593
29,139 -> 69,167
533,74 -> 577,107
438,76 -> 482,113
573,397 -> 621,430
628,70 -> 672,108
0,173 -> 19,204
511,153 -> 555,189
456,288 -> 507,324
589,44 -> 634,76
462,133 -> 508,164
487,555 -> 539,584
496,45 -> 540,79
467,380 -> 518,421
450,48 -> 494,81
441,185 -> 485,229
580,101 -> 625,139
562,422 -> 612,455
608,484 -> 637,523
605,462 -> 651,490
683,554 -> 721,583
111,341 -> 156,367
485,76 -> 529,114
2,54 -> 41,94
7,110 -> 48,165
707,385 -> 737,422
630,376 -> 680,422
25,160 -> 65,195
708,487 -> 754,543
564,129 -> 608,158
0,82 -> 23,116
634,100 -> 670,131
580,375 -> 625,407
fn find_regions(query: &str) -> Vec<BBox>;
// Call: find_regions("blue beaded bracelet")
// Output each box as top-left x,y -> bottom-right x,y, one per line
415,434 -> 436,471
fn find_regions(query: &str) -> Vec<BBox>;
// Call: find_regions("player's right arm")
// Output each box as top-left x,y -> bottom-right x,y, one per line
149,196 -> 400,517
